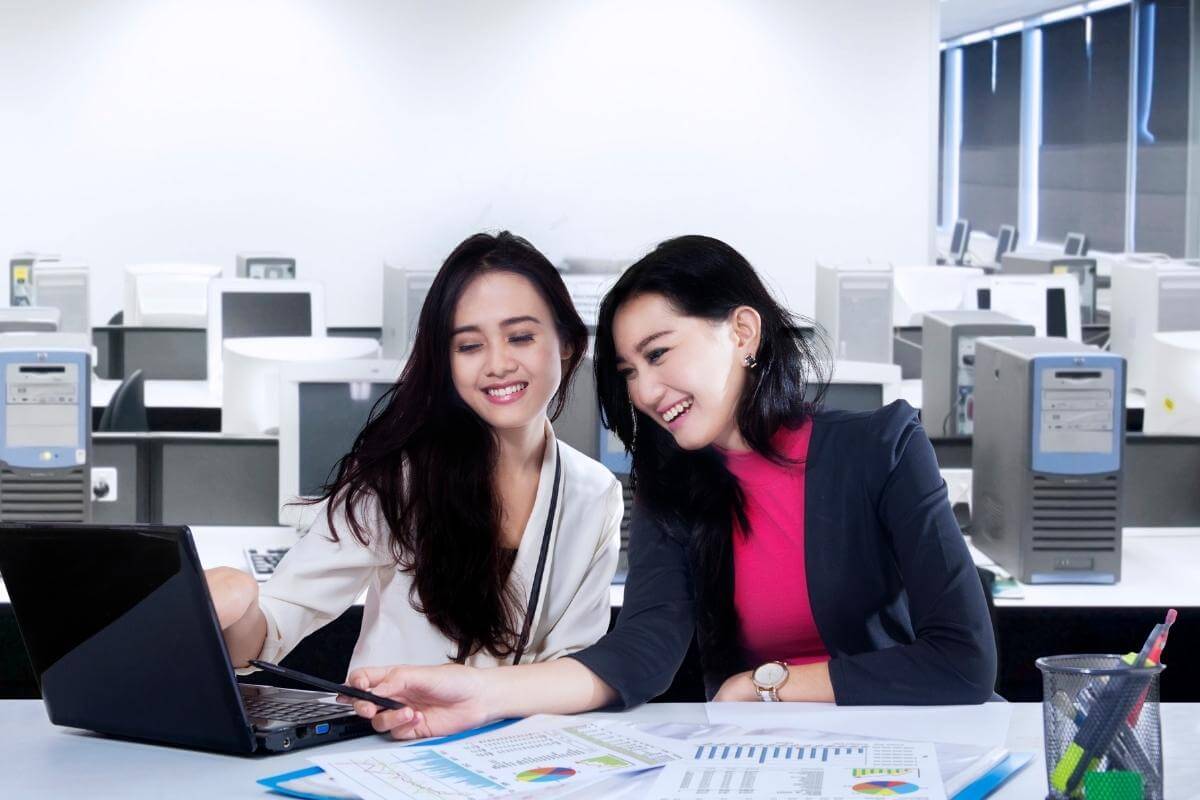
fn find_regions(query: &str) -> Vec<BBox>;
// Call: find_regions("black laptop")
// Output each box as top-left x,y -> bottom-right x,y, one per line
0,523 -> 374,754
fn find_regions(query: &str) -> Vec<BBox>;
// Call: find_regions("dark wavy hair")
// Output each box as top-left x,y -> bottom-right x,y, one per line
593,235 -> 828,680
314,232 -> 588,661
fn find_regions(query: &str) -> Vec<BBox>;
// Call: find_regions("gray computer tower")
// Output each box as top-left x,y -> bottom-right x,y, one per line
971,337 -> 1125,584
0,341 -> 92,522
999,253 -> 1098,323
814,261 -> 893,363
921,310 -> 1034,436
236,252 -> 296,280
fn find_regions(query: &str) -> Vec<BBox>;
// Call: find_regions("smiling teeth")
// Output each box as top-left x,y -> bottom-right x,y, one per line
487,382 -> 528,397
662,399 -> 693,422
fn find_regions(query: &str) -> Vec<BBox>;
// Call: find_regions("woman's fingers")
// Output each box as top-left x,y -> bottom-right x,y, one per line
370,705 -> 415,733
390,711 -> 426,740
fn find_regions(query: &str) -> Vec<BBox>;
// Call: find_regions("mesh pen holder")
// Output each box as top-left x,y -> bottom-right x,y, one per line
1037,655 -> 1165,800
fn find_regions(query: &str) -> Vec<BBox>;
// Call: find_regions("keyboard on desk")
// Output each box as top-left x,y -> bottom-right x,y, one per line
241,694 -> 349,723
245,547 -> 290,581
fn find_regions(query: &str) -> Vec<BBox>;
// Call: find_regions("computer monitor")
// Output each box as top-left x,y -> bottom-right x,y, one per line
0,307 -> 60,333
236,252 -> 296,280
962,274 -> 1082,341
1143,331 -> 1200,435
561,273 -> 620,330
31,262 -> 89,334
123,263 -> 223,327
891,265 -> 983,326
277,359 -> 402,528
221,336 -> 381,435
205,278 -> 325,387
381,262 -> 436,360
823,360 -> 902,411
994,225 -> 1018,264
1064,232 -> 1088,257
950,220 -> 972,266
998,254 -> 1099,324
1108,259 -> 1200,392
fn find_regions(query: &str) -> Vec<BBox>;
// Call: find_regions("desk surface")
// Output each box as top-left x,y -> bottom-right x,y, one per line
0,701 -> 1195,798
91,377 -> 218,409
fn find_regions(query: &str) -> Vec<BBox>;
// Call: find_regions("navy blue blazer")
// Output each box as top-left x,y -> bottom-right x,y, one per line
570,401 -> 997,706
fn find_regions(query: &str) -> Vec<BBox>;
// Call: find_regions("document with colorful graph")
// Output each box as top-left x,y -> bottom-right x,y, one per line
308,714 -> 691,799
647,737 -> 946,799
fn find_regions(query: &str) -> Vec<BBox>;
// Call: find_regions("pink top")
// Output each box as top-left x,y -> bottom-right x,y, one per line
722,422 -> 829,668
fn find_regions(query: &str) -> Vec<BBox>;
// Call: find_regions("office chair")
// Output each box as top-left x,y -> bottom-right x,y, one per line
107,311 -> 124,325
97,369 -> 149,432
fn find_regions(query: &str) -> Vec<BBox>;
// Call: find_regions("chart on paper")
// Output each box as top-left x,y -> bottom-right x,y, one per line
309,715 -> 690,800
649,738 -> 946,800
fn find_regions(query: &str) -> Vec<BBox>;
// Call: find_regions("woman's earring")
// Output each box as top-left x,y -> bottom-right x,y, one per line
743,353 -> 759,369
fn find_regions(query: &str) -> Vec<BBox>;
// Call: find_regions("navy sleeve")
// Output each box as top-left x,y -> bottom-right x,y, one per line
567,500 -> 695,709
827,403 -> 998,705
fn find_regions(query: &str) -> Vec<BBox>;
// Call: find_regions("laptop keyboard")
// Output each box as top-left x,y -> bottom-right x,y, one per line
243,697 -> 348,723
245,547 -> 290,582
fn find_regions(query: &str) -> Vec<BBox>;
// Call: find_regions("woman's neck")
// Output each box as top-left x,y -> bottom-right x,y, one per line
494,418 -> 548,476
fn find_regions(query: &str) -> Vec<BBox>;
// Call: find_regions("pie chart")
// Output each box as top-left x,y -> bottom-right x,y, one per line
852,781 -> 921,796
516,767 -> 576,783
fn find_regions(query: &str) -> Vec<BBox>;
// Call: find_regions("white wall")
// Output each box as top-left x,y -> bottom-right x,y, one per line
0,0 -> 939,326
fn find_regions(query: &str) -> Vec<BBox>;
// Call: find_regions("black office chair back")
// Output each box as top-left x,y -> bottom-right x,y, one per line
107,310 -> 124,325
97,369 -> 149,432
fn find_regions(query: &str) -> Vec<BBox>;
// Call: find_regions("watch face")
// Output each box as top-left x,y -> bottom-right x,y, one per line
754,662 -> 787,687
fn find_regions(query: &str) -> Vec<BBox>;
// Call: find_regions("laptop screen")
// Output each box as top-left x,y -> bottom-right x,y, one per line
0,526 -> 255,752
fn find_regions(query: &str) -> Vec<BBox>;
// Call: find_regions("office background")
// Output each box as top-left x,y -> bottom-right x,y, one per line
0,0 -> 938,325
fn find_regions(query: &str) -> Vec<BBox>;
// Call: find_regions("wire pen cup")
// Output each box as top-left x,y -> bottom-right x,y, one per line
1037,654 -> 1164,800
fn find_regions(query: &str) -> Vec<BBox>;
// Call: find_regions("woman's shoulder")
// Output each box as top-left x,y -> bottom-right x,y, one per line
556,439 -> 622,500
810,400 -> 926,468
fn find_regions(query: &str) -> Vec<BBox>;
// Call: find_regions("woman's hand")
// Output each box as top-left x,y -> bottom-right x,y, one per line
712,670 -> 758,702
345,664 -> 493,740
204,566 -> 259,629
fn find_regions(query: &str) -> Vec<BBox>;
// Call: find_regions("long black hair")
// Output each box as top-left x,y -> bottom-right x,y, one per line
593,235 -> 828,680
315,232 -> 588,660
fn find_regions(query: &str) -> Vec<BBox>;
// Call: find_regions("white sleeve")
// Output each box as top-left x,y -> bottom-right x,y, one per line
251,498 -> 392,668
534,478 -> 623,661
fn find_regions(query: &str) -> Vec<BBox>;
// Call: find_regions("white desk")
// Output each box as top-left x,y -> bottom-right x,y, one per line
91,377 -> 218,409
0,701 -> 1195,798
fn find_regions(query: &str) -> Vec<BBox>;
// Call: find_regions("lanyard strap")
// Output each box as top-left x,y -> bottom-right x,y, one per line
511,443 -> 561,666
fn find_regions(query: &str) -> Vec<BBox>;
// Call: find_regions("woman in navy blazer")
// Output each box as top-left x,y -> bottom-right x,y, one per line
343,236 -> 997,739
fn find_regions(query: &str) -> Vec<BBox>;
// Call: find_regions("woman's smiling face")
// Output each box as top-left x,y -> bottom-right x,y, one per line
613,292 -> 752,451
449,270 -> 568,432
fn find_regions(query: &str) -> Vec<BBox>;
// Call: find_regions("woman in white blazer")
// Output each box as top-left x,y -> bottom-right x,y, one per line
206,232 -> 623,676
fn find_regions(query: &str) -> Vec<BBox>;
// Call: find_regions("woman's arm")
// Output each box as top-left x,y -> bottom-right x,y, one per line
351,495 -> 697,736
205,567 -> 268,667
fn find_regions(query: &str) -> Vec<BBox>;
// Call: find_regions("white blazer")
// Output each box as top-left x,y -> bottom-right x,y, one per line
255,425 -> 622,676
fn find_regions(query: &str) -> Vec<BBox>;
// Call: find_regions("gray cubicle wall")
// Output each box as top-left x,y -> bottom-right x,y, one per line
156,435 -> 279,525
89,434 -> 280,526
91,434 -> 151,524
930,435 -> 1200,528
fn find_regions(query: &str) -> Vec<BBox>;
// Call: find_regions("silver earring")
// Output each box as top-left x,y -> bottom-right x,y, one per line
743,353 -> 758,369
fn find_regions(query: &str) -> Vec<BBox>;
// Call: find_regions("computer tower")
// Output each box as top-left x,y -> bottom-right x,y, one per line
236,252 -> 296,280
999,253 -> 1098,323
814,261 -> 893,363
0,339 -> 92,522
30,262 -> 90,335
971,337 -> 1124,584
921,310 -> 1034,436
1109,259 -> 1200,392
9,253 -> 37,307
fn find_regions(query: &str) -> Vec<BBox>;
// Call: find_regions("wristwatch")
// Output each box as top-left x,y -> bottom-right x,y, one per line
751,661 -> 789,702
